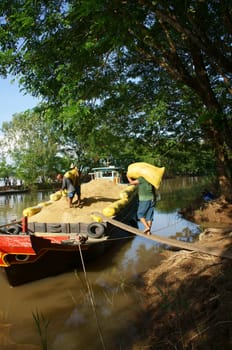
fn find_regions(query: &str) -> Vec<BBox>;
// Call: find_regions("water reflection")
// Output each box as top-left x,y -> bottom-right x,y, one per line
0,191 -> 53,225
158,176 -> 210,211
0,238 -> 156,349
0,177 -> 209,349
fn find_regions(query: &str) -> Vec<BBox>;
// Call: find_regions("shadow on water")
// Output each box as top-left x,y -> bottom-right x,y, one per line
0,177 -> 212,349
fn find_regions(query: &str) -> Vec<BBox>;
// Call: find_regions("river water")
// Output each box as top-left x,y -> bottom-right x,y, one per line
0,177 -> 207,350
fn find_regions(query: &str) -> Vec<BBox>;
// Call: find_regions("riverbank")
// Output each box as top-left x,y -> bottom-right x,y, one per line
0,186 -> 29,195
136,197 -> 232,349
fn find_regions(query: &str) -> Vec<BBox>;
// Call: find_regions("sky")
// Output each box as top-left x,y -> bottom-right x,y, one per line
0,76 -> 40,128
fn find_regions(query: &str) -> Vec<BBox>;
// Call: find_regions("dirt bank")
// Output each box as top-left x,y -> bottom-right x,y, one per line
136,198 -> 232,349
179,196 -> 232,227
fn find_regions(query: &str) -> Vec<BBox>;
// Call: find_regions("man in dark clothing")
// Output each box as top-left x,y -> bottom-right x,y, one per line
62,164 -> 81,208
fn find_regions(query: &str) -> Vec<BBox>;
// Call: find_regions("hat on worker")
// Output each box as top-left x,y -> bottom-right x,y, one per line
70,163 -> 76,169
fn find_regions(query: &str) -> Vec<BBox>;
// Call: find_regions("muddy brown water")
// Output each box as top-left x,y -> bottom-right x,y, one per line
0,177 -> 207,349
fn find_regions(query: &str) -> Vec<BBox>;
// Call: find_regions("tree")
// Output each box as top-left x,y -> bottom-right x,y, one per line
0,159 -> 15,182
0,109 -> 62,186
0,1 -> 231,196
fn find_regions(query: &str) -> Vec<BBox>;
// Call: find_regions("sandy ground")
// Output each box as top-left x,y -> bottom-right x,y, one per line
28,179 -> 128,223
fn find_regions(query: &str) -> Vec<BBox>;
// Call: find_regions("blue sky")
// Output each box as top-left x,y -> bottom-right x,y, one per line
0,76 -> 40,128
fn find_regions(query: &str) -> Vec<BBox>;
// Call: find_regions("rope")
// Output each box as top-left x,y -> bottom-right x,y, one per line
0,220 -> 22,228
78,243 -> 106,350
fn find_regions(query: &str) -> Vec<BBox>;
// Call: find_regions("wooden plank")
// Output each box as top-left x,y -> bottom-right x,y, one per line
92,212 -> 232,260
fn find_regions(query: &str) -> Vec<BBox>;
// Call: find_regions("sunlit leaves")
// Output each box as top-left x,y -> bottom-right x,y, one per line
1,109 -> 62,185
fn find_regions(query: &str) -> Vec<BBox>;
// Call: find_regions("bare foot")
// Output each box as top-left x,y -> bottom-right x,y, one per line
143,228 -> 150,235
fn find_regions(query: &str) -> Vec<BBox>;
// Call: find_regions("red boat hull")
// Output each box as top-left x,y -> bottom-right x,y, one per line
0,198 -> 138,286
4,236 -> 111,286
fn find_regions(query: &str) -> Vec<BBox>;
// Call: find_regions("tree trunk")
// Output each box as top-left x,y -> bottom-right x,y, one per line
204,123 -> 232,201
186,49 -> 232,200
215,149 -> 232,201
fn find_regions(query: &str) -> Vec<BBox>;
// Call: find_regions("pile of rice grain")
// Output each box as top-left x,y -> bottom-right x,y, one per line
28,179 -> 128,224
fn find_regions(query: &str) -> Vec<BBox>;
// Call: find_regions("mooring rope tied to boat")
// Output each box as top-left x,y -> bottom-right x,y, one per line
152,217 -> 187,233
0,220 -> 22,228
78,243 -> 106,350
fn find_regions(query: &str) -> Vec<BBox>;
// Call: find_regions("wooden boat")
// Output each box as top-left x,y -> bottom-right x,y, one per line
0,197 -> 138,286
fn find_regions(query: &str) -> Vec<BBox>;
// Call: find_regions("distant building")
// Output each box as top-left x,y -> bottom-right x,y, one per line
89,166 -> 121,183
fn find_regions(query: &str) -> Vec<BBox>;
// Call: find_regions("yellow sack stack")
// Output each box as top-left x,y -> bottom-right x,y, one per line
119,185 -> 136,200
127,162 -> 165,189
102,184 -> 137,217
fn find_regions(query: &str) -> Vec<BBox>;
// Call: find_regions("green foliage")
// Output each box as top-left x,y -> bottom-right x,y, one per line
0,109 -> 64,185
0,1 -> 231,193
0,159 -> 15,179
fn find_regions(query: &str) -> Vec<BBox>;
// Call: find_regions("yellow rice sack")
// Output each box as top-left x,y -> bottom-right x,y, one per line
119,185 -> 136,199
50,191 -> 62,201
102,205 -> 116,217
37,201 -> 53,207
62,189 -> 68,197
90,214 -> 103,223
23,206 -> 42,217
127,162 -> 165,189
102,198 -> 130,217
